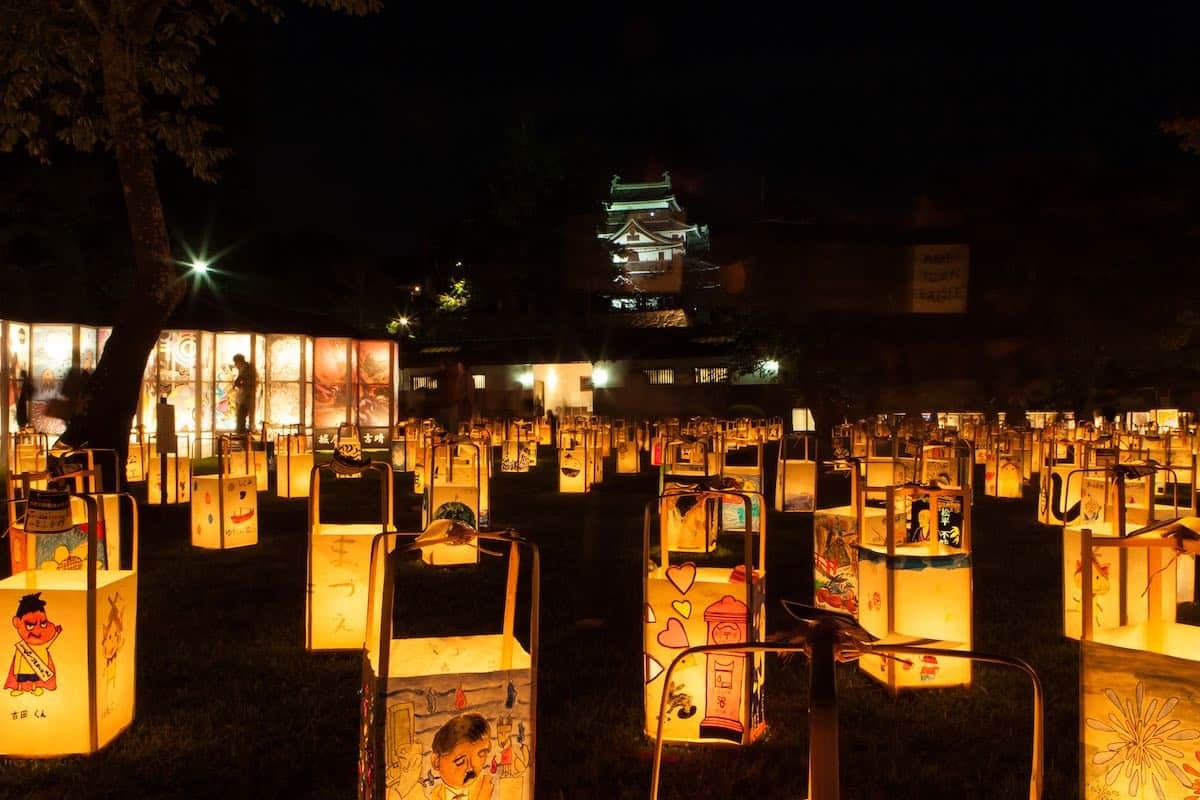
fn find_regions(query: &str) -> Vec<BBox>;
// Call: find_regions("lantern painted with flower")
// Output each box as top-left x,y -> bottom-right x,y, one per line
359,527 -> 538,800
1079,521 -> 1200,800
642,490 -> 766,744
0,489 -> 138,756
856,484 -> 973,691
305,459 -> 395,651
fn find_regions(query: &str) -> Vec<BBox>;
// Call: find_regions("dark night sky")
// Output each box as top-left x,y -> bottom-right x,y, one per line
9,7 -> 1200,291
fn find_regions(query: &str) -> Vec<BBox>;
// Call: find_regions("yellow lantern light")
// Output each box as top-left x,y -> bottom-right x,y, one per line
1037,438 -> 1082,525
125,430 -> 152,484
863,434 -> 916,506
1079,521 -> 1200,800
537,417 -> 551,445
389,420 -> 417,472
657,488 -> 720,554
500,420 -> 536,473
423,440 -> 489,529
557,427 -> 592,494
0,489 -> 138,756
305,459 -> 394,651
642,490 -> 766,744
190,439 -> 258,550
8,431 -> 49,479
659,437 -> 715,496
588,425 -> 605,486
614,420 -> 640,475
359,528 -> 538,800
145,434 -> 191,505
856,484 -> 973,691
720,438 -> 762,532
775,433 -> 817,512
276,427 -> 314,498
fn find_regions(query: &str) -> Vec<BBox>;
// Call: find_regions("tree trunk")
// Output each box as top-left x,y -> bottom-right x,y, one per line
59,27 -> 183,475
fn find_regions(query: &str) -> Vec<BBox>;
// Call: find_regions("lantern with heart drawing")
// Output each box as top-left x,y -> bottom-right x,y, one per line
0,488 -> 139,757
642,489 -> 766,744
359,528 -> 538,800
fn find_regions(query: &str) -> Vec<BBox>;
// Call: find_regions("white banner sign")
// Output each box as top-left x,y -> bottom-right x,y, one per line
910,244 -> 969,313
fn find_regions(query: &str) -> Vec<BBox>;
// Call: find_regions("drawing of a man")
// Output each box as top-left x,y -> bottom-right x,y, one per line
6,592 -> 62,696
430,713 -> 493,800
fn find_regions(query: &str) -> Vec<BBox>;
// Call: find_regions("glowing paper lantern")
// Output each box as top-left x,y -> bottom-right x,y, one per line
276,428 -> 313,499
720,440 -> 762,532
305,460 -> 394,651
775,433 -> 817,512
145,436 -> 191,505
190,442 -> 258,550
863,436 -> 916,505
8,431 -> 48,478
642,490 -> 766,744
558,429 -> 592,494
1037,439 -> 1082,525
1079,522 -> 1200,800
660,438 -> 715,495
359,529 -> 538,800
856,485 -> 973,691
658,488 -> 720,554
0,490 -> 138,756
125,431 -> 152,484
424,441 -> 489,529
500,421 -> 536,473
614,420 -> 640,475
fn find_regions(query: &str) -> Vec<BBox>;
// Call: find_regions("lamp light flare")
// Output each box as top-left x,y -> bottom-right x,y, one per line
190,259 -> 210,274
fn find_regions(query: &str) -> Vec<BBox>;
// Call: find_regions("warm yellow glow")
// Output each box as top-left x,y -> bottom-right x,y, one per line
517,370 -> 534,389
191,474 -> 258,549
592,365 -> 610,388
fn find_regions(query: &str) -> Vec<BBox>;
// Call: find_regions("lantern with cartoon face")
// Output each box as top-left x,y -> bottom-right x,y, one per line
359,528 -> 538,800
643,489 -> 766,744
190,440 -> 258,550
0,489 -> 139,756
306,459 -> 395,651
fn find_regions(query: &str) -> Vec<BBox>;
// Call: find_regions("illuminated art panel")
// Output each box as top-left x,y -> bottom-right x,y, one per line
268,335 -> 302,381
314,338 -> 353,446
214,333 -> 252,433
5,322 -> 30,434
357,340 -> 393,445
77,328 -> 97,374
30,325 -> 75,435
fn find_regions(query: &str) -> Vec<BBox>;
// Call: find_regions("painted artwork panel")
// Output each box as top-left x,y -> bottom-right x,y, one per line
776,460 -> 815,512
616,441 -> 639,474
267,335 -> 302,382
5,322 -> 30,434
77,328 -> 97,374
643,568 -> 764,744
268,382 -> 301,427
660,493 -> 717,554
1081,639 -> 1200,799
558,447 -> 586,493
190,474 -> 257,549
308,524 -> 380,650
314,339 -> 352,432
29,325 -> 74,435
813,509 -> 859,616
719,471 -> 761,533
0,570 -> 137,756
364,638 -> 534,800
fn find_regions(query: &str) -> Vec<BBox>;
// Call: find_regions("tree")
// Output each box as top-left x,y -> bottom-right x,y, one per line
0,0 -> 378,462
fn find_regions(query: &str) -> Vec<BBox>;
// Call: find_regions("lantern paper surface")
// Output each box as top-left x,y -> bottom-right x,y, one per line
0,495 -> 137,757
277,450 -> 314,498
643,569 -> 765,744
1039,460 -> 1082,525
190,474 -> 258,549
660,491 -> 718,554
775,459 -> 815,512
362,637 -> 533,800
984,453 -> 1023,498
616,440 -> 639,474
719,469 -> 761,532
558,444 -> 589,493
813,508 -> 860,616
425,444 -> 489,530
146,455 -> 191,504
308,523 -> 392,650
9,495 -> 121,575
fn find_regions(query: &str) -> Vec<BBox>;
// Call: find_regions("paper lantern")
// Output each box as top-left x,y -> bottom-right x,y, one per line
1037,439 -> 1082,525
276,429 -> 313,499
863,436 -> 916,505
7,431 -> 49,479
659,438 -> 715,496
499,419 -> 535,474
145,437 -> 191,505
642,489 -> 766,744
775,433 -> 817,512
614,420 -> 640,475
920,440 -> 972,491
424,441 -> 489,530
1079,522 -> 1200,800
558,430 -> 593,494
124,431 -> 153,484
389,420 -> 418,472
305,460 -> 394,651
812,461 -> 904,619
657,488 -> 720,554
856,484 -> 973,691
359,529 -> 538,800
190,442 -> 258,550
719,440 -> 762,532
0,490 -> 138,756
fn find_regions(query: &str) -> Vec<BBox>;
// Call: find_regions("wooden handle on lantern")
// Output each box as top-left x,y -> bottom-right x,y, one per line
501,540 -> 520,670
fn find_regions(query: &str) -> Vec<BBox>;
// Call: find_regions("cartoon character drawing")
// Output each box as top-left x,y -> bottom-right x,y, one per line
100,593 -> 125,715
386,738 -> 424,800
664,681 -> 697,720
493,715 -> 528,780
1074,551 -> 1111,624
430,713 -> 493,800
6,592 -> 62,696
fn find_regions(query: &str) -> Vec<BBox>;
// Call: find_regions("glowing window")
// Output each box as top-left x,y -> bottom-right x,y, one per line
644,369 -> 674,385
412,376 -> 439,391
472,374 -> 485,390
695,367 -> 728,384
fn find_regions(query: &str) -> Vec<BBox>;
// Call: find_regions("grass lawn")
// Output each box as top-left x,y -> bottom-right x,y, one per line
0,448 -> 1089,799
